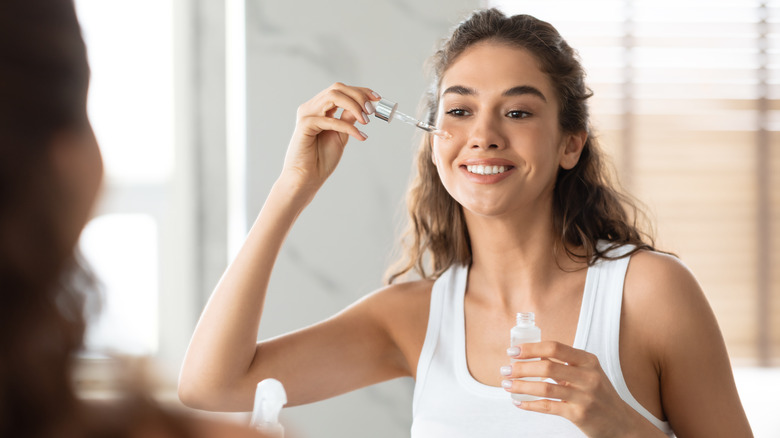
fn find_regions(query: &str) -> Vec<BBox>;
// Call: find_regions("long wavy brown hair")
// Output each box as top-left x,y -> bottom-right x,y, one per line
387,9 -> 655,283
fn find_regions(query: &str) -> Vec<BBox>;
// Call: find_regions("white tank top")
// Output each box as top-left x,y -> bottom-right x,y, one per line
411,245 -> 674,437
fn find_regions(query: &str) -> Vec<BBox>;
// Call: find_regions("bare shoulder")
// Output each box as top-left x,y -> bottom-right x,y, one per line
621,251 -> 751,435
361,278 -> 435,312
624,249 -> 706,309
327,277 -> 434,337
359,278 -> 435,336
356,278 -> 435,377
623,249 -> 720,359
625,248 -> 697,286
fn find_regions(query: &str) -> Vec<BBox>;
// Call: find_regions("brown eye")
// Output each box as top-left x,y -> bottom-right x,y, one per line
507,110 -> 531,119
446,108 -> 469,117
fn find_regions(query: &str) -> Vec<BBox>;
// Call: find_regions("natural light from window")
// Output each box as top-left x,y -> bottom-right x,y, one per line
75,0 -> 174,355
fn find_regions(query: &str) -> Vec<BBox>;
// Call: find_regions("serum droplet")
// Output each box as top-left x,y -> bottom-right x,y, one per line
432,129 -> 452,139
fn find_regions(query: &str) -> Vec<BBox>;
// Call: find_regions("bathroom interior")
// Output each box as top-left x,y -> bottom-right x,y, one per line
71,0 -> 779,436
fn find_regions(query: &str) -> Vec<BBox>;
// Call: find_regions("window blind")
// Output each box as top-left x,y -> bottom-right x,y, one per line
492,0 -> 779,365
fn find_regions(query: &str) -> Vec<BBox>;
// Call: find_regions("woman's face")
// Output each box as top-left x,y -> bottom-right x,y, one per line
432,41 -> 584,219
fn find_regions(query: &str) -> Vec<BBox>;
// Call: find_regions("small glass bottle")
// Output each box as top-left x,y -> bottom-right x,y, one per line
509,312 -> 542,402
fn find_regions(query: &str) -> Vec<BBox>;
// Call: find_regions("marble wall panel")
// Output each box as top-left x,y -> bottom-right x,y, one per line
245,0 -> 480,436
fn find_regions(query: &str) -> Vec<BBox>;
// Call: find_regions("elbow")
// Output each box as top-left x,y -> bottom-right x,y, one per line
177,368 -> 224,411
177,375 -> 209,410
178,369 -> 249,411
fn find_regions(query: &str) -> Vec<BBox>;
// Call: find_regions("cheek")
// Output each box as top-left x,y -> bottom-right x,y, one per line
431,136 -> 459,170
90,135 -> 104,191
435,114 -> 465,141
430,141 -> 462,198
74,130 -> 104,215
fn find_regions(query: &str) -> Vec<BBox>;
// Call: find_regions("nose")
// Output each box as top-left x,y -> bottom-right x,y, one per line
467,112 -> 505,150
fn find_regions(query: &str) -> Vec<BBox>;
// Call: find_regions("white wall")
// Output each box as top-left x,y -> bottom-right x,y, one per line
243,1 -> 479,436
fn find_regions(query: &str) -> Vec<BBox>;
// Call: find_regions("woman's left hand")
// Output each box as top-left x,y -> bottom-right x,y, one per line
501,341 -> 666,438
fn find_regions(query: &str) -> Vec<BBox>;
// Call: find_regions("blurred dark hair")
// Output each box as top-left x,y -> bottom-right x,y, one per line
388,9 -> 655,283
0,0 -> 90,436
0,1 -> 191,437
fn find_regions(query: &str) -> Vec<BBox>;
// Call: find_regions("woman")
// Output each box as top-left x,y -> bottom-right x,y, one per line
0,1 -> 263,436
179,9 -> 752,437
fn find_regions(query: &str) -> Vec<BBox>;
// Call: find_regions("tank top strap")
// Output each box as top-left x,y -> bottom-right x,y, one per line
413,264 -> 462,415
577,242 -> 674,435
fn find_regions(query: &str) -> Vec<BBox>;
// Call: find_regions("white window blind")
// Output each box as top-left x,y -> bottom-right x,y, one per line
492,0 -> 779,365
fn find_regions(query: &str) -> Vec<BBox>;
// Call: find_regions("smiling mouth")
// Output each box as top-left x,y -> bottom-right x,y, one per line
465,164 -> 511,175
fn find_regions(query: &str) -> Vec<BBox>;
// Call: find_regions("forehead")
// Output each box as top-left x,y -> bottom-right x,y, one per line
439,41 -> 555,102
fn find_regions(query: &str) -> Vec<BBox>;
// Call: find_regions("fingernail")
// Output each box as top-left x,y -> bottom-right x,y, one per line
501,380 -> 513,389
365,101 -> 374,114
371,91 -> 381,99
359,130 -> 368,139
513,399 -> 523,406
362,112 -> 370,124
507,347 -> 520,356
500,366 -> 512,376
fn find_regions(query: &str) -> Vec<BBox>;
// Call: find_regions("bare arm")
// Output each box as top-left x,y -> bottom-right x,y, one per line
177,84 -> 409,411
626,252 -> 753,437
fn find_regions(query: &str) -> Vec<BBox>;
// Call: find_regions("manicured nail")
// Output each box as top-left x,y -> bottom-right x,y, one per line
359,130 -> 368,139
364,101 -> 374,114
500,366 -> 512,376
371,91 -> 381,99
362,112 -> 370,124
501,380 -> 513,389
513,399 -> 523,407
507,347 -> 520,356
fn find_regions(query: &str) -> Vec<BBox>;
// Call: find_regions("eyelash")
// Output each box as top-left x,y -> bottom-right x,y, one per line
446,108 -> 468,117
445,108 -> 532,119
507,110 -> 532,119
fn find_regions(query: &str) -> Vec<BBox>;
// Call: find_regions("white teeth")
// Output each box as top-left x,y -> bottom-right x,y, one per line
466,165 -> 508,175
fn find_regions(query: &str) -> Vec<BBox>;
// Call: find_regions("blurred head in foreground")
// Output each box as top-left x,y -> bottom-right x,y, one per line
0,1 -> 261,437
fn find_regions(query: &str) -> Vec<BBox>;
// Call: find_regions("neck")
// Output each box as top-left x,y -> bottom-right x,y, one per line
464,202 -> 584,310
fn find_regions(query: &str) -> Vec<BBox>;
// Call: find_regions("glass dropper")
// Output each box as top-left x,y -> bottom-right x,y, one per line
370,98 -> 451,139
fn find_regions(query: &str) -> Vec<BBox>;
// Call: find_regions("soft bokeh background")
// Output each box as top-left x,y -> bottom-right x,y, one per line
73,0 -> 779,436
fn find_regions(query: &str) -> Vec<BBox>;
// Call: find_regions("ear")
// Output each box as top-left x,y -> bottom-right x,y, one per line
559,130 -> 587,170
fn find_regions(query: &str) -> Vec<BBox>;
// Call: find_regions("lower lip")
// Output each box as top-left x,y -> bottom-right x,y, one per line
460,166 -> 514,184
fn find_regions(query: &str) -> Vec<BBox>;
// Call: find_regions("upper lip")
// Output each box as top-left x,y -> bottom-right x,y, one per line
459,158 -> 516,168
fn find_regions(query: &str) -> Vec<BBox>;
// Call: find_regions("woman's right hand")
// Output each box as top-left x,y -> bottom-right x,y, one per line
281,82 -> 380,194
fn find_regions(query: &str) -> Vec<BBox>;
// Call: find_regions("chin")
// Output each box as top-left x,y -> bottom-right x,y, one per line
462,202 -> 514,219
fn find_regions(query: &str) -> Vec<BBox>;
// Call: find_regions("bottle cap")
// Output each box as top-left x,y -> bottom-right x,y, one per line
372,98 -> 398,122
249,378 -> 287,429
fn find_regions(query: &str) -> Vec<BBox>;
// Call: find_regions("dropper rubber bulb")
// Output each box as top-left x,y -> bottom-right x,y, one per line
370,98 -> 451,139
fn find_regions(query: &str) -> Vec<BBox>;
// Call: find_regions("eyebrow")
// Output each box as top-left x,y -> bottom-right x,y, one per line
441,84 -> 547,102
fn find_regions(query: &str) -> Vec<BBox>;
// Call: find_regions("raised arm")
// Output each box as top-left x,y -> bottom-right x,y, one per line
177,84 -> 410,411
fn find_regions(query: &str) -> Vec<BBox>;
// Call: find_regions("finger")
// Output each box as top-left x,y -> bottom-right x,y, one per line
328,82 -> 382,115
503,359 -> 580,383
338,107 -> 359,124
502,378 -> 572,401
312,83 -> 379,123
301,115 -> 368,142
511,341 -> 598,368
300,87 -> 368,126
513,396 -> 569,417
514,395 -> 595,428
315,88 -> 371,125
